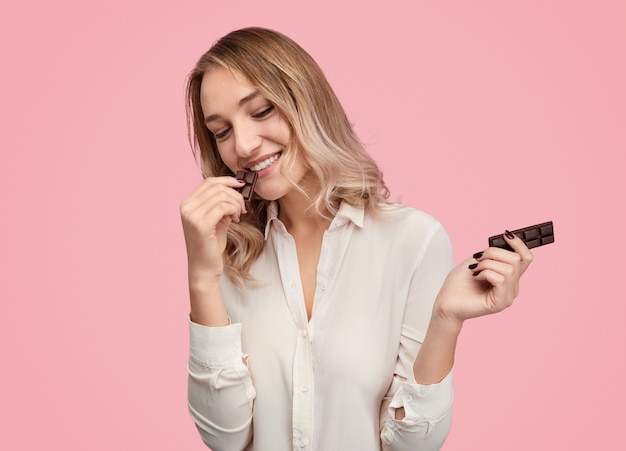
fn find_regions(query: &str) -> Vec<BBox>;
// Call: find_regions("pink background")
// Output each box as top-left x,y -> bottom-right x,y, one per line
1,0 -> 624,449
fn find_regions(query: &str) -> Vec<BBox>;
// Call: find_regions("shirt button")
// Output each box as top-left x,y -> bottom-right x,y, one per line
233,339 -> 241,349
404,394 -> 413,403
300,384 -> 309,392
319,283 -> 326,291
300,330 -> 308,338
298,438 -> 307,447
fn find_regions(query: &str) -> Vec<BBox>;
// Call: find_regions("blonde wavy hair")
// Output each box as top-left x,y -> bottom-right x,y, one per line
186,27 -> 390,283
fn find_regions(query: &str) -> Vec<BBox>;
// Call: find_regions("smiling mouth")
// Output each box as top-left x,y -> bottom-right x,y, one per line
246,151 -> 282,172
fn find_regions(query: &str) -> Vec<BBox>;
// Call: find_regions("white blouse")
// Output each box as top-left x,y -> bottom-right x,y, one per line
188,202 -> 455,450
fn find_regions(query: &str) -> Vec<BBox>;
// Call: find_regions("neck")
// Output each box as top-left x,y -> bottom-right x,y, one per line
277,182 -> 332,235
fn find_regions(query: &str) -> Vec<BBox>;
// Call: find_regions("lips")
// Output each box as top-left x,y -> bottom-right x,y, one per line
246,151 -> 282,172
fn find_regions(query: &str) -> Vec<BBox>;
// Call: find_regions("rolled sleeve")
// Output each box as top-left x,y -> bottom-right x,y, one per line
189,319 -> 244,368
381,369 -> 454,450
187,319 -> 255,451
395,368 -> 454,420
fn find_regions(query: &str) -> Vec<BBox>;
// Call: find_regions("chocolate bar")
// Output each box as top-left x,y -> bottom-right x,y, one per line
235,170 -> 257,200
488,221 -> 554,251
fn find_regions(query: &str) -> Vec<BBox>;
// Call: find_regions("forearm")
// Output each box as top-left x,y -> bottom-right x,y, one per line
188,270 -> 230,327
392,311 -> 460,421
413,309 -> 463,385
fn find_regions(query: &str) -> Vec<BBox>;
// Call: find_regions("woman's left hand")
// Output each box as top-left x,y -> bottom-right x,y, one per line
434,231 -> 534,325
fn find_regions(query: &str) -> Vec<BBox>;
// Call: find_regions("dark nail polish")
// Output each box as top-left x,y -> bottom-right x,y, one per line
472,251 -> 483,259
472,271 -> 480,277
468,263 -> 478,270
505,230 -> 515,239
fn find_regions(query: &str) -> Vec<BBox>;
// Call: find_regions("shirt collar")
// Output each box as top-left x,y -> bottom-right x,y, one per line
264,201 -> 280,239
264,200 -> 365,239
333,201 -> 365,228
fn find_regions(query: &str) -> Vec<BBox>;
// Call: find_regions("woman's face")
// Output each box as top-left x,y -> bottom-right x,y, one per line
200,67 -> 308,201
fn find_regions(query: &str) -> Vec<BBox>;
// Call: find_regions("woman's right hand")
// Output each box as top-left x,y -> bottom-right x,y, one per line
179,176 -> 247,284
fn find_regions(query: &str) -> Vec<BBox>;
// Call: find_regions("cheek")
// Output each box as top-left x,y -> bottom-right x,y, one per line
268,115 -> 293,142
216,144 -> 237,173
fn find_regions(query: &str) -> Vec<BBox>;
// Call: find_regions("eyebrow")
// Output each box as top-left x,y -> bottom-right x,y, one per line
204,91 -> 262,124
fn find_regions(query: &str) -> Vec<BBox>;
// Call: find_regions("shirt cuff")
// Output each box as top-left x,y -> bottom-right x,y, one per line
189,318 -> 243,368
391,368 -> 454,419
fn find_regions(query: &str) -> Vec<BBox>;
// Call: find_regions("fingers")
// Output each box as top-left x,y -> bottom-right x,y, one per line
503,230 -> 534,268
473,231 -> 534,272
470,257 -> 518,279
180,176 -> 250,277
183,176 -> 247,210
180,177 -> 247,226
465,229 -> 536,311
471,268 -> 515,312
438,230 -> 537,321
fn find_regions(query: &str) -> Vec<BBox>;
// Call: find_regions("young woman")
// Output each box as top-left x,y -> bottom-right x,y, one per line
181,27 -> 533,451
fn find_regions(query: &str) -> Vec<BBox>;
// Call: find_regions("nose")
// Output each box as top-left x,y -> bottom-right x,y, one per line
233,123 -> 262,158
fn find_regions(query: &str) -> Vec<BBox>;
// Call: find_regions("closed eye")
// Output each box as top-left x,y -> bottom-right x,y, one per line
213,127 -> 231,140
253,105 -> 274,119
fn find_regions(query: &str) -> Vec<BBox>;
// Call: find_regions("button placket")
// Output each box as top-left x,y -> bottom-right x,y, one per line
292,331 -> 313,451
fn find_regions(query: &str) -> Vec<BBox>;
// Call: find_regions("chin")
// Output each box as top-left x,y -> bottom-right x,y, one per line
255,184 -> 294,202
255,191 -> 286,202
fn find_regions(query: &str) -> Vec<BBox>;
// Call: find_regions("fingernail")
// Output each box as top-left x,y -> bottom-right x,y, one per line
472,271 -> 480,277
505,230 -> 515,239
468,263 -> 478,270
472,251 -> 483,259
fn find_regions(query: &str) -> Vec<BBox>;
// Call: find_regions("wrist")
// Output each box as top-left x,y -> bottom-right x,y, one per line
188,276 -> 222,300
188,264 -> 223,287
431,302 -> 465,336
188,280 -> 229,327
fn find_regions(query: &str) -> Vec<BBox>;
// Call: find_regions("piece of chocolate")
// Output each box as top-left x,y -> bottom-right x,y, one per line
235,170 -> 258,200
488,221 -> 555,251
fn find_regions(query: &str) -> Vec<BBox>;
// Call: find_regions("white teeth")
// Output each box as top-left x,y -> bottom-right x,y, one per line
250,153 -> 280,172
